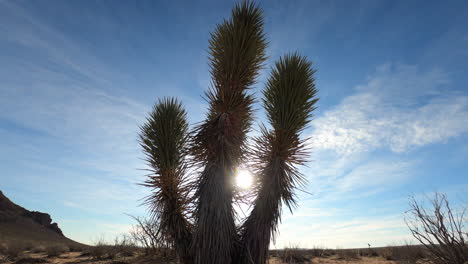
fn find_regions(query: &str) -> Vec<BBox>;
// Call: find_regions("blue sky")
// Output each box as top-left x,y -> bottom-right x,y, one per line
0,0 -> 467,248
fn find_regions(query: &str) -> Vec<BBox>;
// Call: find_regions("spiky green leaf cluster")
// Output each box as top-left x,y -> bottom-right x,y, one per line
139,98 -> 192,263
264,54 -> 318,137
239,54 -> 318,264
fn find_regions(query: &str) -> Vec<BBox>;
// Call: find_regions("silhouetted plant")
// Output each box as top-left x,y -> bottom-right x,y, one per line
128,215 -> 170,256
139,2 -> 318,264
277,244 -> 310,264
405,193 -> 468,264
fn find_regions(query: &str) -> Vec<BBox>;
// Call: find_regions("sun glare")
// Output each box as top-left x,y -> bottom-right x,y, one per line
235,169 -> 253,189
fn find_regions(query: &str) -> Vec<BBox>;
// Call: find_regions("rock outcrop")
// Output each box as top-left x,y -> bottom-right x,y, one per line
0,190 -> 64,236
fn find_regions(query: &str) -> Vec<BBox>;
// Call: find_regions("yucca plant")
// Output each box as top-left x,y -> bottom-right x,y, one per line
139,2 -> 318,264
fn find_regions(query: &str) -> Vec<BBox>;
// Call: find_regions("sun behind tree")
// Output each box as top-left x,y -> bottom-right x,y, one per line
138,1 -> 318,264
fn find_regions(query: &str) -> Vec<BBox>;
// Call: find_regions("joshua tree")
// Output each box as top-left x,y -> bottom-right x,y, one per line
139,2 -> 318,264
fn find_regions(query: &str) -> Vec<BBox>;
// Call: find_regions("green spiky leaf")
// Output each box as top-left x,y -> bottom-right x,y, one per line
139,97 -> 192,262
240,53 -> 318,264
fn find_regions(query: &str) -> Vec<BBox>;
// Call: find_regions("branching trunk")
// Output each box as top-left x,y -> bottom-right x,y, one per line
405,193 -> 468,264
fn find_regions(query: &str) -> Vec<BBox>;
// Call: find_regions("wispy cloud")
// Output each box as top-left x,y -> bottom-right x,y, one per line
301,64 -> 468,201
310,64 -> 468,155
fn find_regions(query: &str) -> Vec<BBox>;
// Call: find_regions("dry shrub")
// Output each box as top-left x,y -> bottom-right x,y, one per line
87,236 -> 137,260
107,248 -> 118,260
308,246 -> 326,257
278,245 -> 310,264
406,193 -> 468,264
379,247 -> 395,260
323,249 -> 335,256
379,244 -> 426,263
368,249 -> 379,257
394,244 -> 426,263
113,235 -> 137,257
31,246 -> 46,253
68,244 -> 86,252
45,244 -> 69,257
3,243 -> 25,259
128,215 -> 169,256
89,242 -> 108,260
336,249 -> 360,260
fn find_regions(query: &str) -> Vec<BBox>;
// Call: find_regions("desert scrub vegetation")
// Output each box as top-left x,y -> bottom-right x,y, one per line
67,244 -> 87,253
45,244 -> 69,257
128,215 -> 171,256
336,248 -> 361,260
31,245 -> 46,253
84,236 -> 141,261
405,192 -> 468,264
0,242 -> 25,260
276,245 -> 311,264
138,1 -> 318,264
112,236 -> 137,257
88,240 -> 109,260
378,243 -> 426,263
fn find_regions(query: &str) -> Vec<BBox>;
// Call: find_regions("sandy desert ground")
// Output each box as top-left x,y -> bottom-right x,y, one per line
0,250 -> 426,264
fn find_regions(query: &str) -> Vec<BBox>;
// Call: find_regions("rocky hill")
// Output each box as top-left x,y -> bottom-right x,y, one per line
0,190 -> 82,247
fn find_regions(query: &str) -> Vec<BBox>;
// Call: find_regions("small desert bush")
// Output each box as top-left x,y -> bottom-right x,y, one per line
113,235 -> 137,257
367,249 -> 379,257
45,245 -> 69,257
89,243 -> 108,260
2,243 -> 25,259
278,245 -> 310,264
89,241 -> 132,260
379,244 -> 426,263
307,246 -> 326,257
379,247 -> 394,260
68,244 -> 87,252
31,246 -> 46,253
336,248 -> 360,260
323,249 -> 335,256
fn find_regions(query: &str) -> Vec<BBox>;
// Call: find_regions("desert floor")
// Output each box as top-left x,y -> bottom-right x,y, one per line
0,251 -> 419,264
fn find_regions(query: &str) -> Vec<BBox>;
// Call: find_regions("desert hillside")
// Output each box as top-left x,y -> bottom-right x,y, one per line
0,190 -> 82,247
